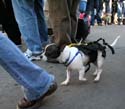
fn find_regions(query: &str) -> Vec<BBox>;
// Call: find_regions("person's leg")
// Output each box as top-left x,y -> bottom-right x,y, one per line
117,2 -> 123,25
11,0 -> 43,53
95,0 -> 102,25
86,0 -> 95,25
0,0 -> 21,45
34,0 -> 48,45
105,0 -> 111,14
68,0 -> 80,40
111,0 -> 117,24
4,0 -> 22,45
123,1 -> 125,16
123,1 -> 125,25
48,0 -> 72,46
0,0 -> 9,29
0,32 -> 55,101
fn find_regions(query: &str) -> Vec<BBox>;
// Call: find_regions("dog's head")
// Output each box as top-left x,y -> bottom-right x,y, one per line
41,43 -> 63,61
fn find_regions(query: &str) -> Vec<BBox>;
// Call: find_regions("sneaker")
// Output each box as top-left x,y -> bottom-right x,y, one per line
118,18 -> 122,25
24,49 -> 42,61
17,81 -> 57,108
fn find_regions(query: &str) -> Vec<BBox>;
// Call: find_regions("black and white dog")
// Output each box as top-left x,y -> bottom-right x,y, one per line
41,36 -> 120,85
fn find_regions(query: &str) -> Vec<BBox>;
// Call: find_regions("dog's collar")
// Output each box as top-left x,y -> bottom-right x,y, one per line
64,51 -> 82,67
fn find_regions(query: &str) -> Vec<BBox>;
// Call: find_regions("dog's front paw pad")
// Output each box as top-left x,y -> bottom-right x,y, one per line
61,81 -> 69,85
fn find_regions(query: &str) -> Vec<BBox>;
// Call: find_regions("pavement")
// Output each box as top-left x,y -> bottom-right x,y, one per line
0,24 -> 125,109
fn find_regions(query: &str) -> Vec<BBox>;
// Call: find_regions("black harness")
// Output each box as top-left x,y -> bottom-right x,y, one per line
67,38 -> 115,72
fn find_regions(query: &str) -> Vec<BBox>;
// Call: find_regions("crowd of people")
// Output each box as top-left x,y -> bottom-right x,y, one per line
0,0 -> 124,109
78,0 -> 125,26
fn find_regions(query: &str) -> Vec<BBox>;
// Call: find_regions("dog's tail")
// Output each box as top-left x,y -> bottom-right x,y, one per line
110,35 -> 120,47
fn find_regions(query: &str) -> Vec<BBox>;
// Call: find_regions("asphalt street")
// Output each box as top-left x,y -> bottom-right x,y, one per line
0,25 -> 125,109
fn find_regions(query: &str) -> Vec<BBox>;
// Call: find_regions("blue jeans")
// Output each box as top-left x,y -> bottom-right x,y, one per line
79,1 -> 87,13
117,1 -> 125,18
123,1 -> 125,17
0,32 -> 54,101
87,0 -> 102,25
117,2 -> 123,18
105,0 -> 112,14
11,0 -> 48,53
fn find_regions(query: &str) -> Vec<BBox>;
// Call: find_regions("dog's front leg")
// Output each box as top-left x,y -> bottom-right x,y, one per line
79,67 -> 87,81
61,69 -> 71,85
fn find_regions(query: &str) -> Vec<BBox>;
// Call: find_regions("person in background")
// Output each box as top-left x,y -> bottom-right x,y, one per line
123,0 -> 125,24
11,0 -> 49,61
111,0 -> 118,24
117,0 -> 125,25
103,0 -> 112,25
86,0 -> 103,26
0,32 -> 57,109
0,0 -> 22,46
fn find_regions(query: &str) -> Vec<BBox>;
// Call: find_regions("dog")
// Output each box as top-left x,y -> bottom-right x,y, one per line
41,36 -> 120,85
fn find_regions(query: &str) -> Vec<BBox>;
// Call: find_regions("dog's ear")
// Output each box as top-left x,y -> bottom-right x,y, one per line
59,44 -> 66,52
45,43 -> 61,58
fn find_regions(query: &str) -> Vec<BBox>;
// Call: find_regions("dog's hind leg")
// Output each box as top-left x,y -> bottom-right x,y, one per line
61,69 -> 71,85
93,68 -> 98,76
79,67 -> 87,81
94,51 -> 104,82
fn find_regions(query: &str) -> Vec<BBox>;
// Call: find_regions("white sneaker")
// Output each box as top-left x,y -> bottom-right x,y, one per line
24,49 -> 42,61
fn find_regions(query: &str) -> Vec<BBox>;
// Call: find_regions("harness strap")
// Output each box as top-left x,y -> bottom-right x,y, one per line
96,38 -> 115,54
64,51 -> 82,67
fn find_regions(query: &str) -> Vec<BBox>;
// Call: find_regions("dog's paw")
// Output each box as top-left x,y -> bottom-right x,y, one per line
79,78 -> 87,82
93,70 -> 98,76
94,77 -> 100,82
61,81 -> 69,86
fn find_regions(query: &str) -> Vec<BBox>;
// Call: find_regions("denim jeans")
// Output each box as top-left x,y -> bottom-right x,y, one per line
0,32 -> 54,101
117,1 -> 125,18
105,0 -> 112,14
123,1 -> 125,17
87,0 -> 102,25
117,2 -> 123,18
79,1 -> 87,13
11,0 -> 48,54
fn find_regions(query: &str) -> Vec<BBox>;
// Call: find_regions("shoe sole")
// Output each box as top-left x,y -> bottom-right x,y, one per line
16,102 -> 42,109
29,56 -> 41,61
